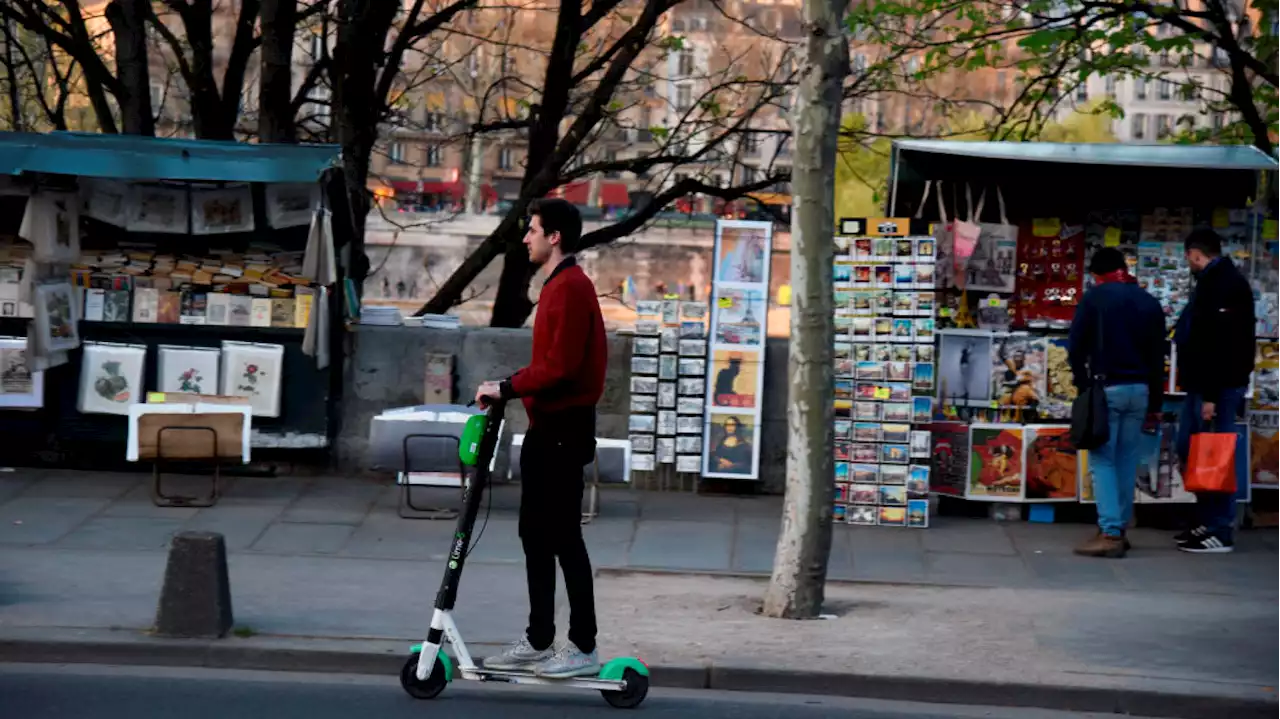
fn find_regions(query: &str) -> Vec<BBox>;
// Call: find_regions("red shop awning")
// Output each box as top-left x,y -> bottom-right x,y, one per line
548,180 -> 631,207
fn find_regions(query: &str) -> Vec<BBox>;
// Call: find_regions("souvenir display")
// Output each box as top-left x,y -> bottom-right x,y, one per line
1249,412 -> 1278,488
0,336 -> 43,408
157,345 -> 220,395
219,341 -> 284,417
703,220 -> 772,479
967,424 -> 1025,501
77,342 -> 146,415
831,221 -> 935,526
1022,425 -> 1079,501
633,299 -> 707,476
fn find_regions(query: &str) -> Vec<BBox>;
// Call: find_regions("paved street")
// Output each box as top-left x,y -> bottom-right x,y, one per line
0,663 -> 1162,719
0,469 -> 1275,717
0,469 -> 1275,594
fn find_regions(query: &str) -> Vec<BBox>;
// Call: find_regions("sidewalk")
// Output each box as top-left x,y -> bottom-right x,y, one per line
0,469 -> 1276,717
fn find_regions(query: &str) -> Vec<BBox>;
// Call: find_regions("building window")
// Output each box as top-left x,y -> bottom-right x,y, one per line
1212,112 -> 1224,130
498,146 -> 513,170
677,48 -> 695,77
675,84 -> 693,112
1158,80 -> 1172,100
1105,74 -> 1117,98
1134,78 -> 1147,100
389,142 -> 406,164
1131,113 -> 1147,140
425,112 -> 444,133
1075,81 -> 1088,102
425,144 -> 442,167
742,133 -> 760,157
1155,114 -> 1171,138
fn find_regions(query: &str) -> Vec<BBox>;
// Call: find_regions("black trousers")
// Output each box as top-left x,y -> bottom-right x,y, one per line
518,427 -> 597,654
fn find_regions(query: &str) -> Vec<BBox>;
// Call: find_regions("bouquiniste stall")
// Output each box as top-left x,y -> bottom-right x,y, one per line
861,140 -> 1280,524
0,132 -> 353,468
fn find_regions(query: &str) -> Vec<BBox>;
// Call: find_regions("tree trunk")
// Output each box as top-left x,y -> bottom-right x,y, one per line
105,0 -> 154,136
466,132 -> 484,213
331,0 -> 401,301
760,0 -> 848,619
490,238 -> 535,326
2,17 -> 22,132
259,0 -> 297,143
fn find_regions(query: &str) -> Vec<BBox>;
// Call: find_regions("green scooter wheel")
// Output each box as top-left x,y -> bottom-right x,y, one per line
601,668 -> 648,709
400,651 -> 448,700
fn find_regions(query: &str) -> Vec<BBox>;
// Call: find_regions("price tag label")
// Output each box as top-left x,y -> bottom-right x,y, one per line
987,297 -> 1002,307
1032,218 -> 1061,237
939,308 -> 952,317
1264,219 -> 1278,240
147,392 -> 166,403
1212,208 -> 1230,229
1103,227 -> 1122,247
989,401 -> 999,409
717,297 -> 733,309
874,387 -> 892,400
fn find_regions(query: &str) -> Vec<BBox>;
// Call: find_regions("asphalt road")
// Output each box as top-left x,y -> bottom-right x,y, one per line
1,663 -> 1150,719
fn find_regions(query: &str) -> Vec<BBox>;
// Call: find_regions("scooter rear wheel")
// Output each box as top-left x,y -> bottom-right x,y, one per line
400,651 -> 448,700
601,668 -> 648,709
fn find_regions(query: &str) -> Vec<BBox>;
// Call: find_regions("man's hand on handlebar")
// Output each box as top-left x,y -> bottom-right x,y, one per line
474,381 -> 502,408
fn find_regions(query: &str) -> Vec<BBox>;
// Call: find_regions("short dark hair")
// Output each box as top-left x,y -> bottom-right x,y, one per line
1088,247 -> 1127,275
1184,227 -> 1222,257
527,198 -> 582,253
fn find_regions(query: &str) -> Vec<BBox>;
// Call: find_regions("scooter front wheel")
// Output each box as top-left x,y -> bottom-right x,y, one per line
601,668 -> 648,709
400,651 -> 448,700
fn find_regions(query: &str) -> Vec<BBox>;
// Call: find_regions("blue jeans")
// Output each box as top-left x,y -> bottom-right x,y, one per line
1176,387 -> 1247,541
1090,384 -> 1148,537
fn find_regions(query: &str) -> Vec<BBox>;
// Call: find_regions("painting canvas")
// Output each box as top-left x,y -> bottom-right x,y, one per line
220,341 -> 285,417
158,345 -> 221,395
265,183 -> 320,228
1023,425 -> 1079,501
77,343 -> 146,415
1043,337 -> 1076,420
1249,411 -> 1278,488
967,424 -> 1025,501
0,337 -> 43,408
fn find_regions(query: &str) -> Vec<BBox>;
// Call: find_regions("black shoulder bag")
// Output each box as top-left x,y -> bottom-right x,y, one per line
1070,305 -> 1110,450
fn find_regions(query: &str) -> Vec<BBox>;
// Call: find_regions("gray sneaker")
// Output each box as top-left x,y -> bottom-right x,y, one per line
534,643 -> 600,678
483,636 -> 553,671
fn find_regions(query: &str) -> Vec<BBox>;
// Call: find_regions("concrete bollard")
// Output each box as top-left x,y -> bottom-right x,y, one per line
153,531 -> 234,639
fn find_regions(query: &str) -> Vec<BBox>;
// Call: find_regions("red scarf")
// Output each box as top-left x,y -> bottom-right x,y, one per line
1093,268 -> 1136,285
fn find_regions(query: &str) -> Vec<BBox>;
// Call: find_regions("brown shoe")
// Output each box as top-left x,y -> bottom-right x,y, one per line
1074,532 -> 1127,558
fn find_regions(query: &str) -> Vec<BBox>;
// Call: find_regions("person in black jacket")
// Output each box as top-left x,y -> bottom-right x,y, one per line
1172,228 -> 1256,554
1068,248 -> 1167,558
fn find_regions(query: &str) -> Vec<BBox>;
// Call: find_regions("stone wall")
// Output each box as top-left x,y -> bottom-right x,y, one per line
338,324 -> 791,494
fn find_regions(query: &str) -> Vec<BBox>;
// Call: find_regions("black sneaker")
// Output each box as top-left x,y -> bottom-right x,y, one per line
1178,535 -> 1234,554
1174,526 -> 1208,543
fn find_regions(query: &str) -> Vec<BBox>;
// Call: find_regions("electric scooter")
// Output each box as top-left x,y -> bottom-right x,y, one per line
399,398 -> 650,709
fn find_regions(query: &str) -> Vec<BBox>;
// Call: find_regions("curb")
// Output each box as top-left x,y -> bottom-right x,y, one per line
0,633 -> 1274,719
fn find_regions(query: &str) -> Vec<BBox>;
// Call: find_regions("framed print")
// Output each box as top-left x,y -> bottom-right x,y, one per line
1023,425 -> 1079,501
631,434 -> 655,452
937,329 -> 994,407
990,334 -> 1047,410
631,356 -> 659,375
631,395 -> 656,413
0,337 -> 43,408
633,337 -> 660,355
967,424 -> 1026,501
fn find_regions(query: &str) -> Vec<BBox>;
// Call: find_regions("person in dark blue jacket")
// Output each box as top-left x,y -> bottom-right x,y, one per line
1068,248 -> 1166,558
1171,228 -> 1255,554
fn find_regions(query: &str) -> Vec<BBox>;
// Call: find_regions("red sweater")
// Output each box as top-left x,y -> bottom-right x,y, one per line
504,258 -> 607,428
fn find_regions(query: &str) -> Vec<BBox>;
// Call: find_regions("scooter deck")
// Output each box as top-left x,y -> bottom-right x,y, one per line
462,666 -> 626,691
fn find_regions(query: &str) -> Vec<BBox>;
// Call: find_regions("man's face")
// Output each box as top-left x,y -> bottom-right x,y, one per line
1185,248 -> 1210,273
523,215 -> 557,266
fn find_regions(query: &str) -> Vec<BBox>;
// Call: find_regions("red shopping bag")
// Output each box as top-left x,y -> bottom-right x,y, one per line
1183,433 -> 1237,493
